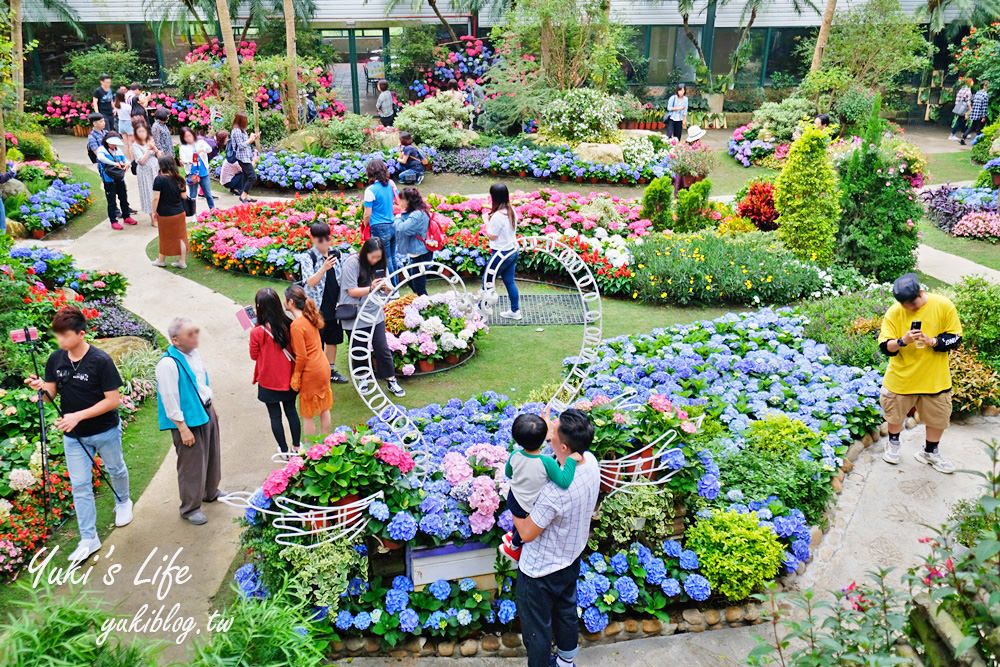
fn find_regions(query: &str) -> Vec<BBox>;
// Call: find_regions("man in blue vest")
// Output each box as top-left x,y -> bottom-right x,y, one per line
155,317 -> 225,525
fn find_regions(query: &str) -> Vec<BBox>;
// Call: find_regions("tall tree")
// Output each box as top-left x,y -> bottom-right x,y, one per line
676,0 -> 707,68
9,0 -> 81,113
216,0 -> 244,105
810,0 -> 836,72
282,0 -> 300,130
382,0 -> 460,43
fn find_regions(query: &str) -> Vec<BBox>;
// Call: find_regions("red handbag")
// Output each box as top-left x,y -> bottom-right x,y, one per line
361,220 -> 371,242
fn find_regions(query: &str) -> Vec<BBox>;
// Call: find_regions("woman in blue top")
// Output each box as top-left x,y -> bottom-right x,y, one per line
362,159 -> 401,282
394,187 -> 432,295
664,84 -> 688,140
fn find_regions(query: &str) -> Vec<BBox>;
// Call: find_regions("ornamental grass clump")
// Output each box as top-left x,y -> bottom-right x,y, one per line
773,126 -> 840,266
686,510 -> 784,601
395,94 -> 473,149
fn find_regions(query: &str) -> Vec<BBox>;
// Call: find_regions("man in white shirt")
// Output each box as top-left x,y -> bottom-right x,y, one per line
155,317 -> 226,525
513,408 -> 599,667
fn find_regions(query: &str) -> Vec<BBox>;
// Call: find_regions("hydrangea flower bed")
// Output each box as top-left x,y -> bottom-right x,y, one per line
189,190 -> 644,294
14,180 -> 93,234
235,309 -> 881,645
923,185 -> 999,235
480,145 -> 672,183
409,36 -> 500,99
7,246 -> 128,300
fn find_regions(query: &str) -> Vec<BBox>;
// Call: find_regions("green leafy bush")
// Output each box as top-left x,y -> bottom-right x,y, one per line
744,414 -> 824,459
589,486 -> 676,552
950,346 -> 1000,413
317,114 -> 374,152
14,131 -> 54,162
953,276 -> 1000,367
396,94 -> 473,149
833,86 -> 876,129
630,231 -> 828,306
686,510 -> 785,601
384,25 -> 437,89
257,112 -> 289,147
540,88 -> 623,143
948,497 -> 1000,548
836,94 -> 920,281
972,120 -> 999,164
673,179 -> 712,232
774,126 -> 841,265
64,43 -> 154,98
751,97 -> 814,143
720,450 -> 835,524
799,285 -> 894,368
640,176 -> 673,230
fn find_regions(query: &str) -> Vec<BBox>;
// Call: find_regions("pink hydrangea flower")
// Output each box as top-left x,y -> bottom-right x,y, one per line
469,511 -> 495,534
443,451 -> 473,485
402,364 -> 415,376
324,431 -> 348,446
648,394 -> 673,413
680,420 -> 698,434
376,443 -> 416,474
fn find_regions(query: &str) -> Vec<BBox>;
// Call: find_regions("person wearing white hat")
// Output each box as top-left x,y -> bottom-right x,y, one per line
95,131 -> 136,230
686,125 -> 707,143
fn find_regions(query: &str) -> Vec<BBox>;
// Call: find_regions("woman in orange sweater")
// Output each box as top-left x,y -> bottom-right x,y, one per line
284,285 -> 332,436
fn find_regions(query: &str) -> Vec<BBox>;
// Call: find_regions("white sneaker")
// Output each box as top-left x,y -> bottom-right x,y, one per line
114,499 -> 133,527
914,450 -> 955,474
500,310 -> 523,320
947,134 -> 957,140
386,379 -> 406,397
882,439 -> 901,464
151,259 -> 166,267
67,537 -> 102,562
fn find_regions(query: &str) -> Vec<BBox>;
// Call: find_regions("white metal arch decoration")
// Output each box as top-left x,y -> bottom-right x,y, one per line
480,235 -> 603,416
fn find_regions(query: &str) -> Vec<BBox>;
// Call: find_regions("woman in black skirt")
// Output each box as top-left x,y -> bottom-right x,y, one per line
249,288 -> 302,453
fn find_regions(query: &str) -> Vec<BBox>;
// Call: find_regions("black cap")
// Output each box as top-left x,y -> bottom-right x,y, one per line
892,272 -> 921,303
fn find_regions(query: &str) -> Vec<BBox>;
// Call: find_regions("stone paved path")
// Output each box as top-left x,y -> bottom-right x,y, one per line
916,243 -> 1000,284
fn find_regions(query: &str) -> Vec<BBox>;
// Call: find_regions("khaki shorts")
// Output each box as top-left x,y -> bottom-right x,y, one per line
880,388 -> 953,430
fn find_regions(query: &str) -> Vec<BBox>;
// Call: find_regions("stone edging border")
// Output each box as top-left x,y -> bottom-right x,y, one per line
328,410 -> 1000,659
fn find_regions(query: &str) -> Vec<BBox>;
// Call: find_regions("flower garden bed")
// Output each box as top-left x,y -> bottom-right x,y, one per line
385,293 -> 487,376
232,308 -> 885,654
923,184 -> 1000,241
0,240 -> 158,580
3,161 -> 94,238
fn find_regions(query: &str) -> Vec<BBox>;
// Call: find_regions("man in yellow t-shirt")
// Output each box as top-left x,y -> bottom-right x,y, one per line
877,273 -> 962,474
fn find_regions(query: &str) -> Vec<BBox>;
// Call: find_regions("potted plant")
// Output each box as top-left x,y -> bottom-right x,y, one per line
984,158 -> 1000,188
670,142 -> 717,189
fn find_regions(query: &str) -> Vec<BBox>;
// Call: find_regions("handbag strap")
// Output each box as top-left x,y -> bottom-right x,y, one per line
262,325 -> 295,362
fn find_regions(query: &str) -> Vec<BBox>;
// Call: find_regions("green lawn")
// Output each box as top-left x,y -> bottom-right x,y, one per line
926,151 -> 982,185
919,219 -> 1000,273
144,238 -> 726,426
0,401 -> 172,612
46,164 -> 108,240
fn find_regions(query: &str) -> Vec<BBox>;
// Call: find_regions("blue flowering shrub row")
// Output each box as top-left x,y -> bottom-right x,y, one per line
8,179 -> 93,235
234,309 -> 883,647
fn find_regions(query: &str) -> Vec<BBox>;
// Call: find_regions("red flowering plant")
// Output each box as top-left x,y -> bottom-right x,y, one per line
736,179 -> 780,231
267,431 -> 414,505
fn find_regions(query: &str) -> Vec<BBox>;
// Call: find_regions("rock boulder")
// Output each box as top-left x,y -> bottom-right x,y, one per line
574,142 -> 625,165
93,336 -> 153,364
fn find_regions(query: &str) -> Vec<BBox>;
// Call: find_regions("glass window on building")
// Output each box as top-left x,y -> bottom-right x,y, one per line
647,26 -> 697,86
764,27 -> 813,85
711,27 -> 767,86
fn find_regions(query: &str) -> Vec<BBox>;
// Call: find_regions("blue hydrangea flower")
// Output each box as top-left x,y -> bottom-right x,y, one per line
697,473 -> 721,500
347,577 -> 368,595
661,448 -> 686,470
353,611 -> 372,630
610,553 -> 629,575
591,573 -> 611,594
582,605 -> 609,633
644,557 -> 667,585
392,575 -> 414,592
683,573 -> 712,601
387,511 -> 418,541
661,577 -> 681,597
662,540 -> 682,558
459,578 -> 477,592
497,599 -> 517,624
588,553 -> 608,573
399,608 -> 419,632
614,576 -> 639,604
386,588 -> 409,614
457,609 -> 473,626
577,579 -> 598,608
428,579 -> 452,601
335,610 -> 354,630
369,500 -> 390,521
680,550 -> 699,570
792,539 -> 811,562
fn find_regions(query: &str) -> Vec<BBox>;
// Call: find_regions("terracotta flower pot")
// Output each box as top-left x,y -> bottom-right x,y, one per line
31,230 -> 45,239
332,493 -> 362,525
639,177 -> 648,184
559,174 -> 569,181
600,462 -> 621,494
624,445 -> 655,479
575,176 -> 584,183
379,538 -> 403,551
517,170 -> 527,178
589,177 -> 599,184
445,353 -> 460,365
337,183 -> 346,190
992,172 -> 1000,188
418,359 -> 435,373
681,173 -> 706,189
489,168 -> 497,175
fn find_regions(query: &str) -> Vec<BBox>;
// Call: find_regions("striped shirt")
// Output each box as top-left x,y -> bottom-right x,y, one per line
230,127 -> 254,162
519,451 -> 600,578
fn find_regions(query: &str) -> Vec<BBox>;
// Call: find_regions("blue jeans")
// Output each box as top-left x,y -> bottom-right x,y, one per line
370,222 -> 398,281
64,424 -> 130,540
189,176 -> 215,209
398,168 -> 424,185
486,250 -> 519,312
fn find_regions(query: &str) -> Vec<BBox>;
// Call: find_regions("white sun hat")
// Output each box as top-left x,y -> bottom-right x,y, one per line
686,125 -> 707,142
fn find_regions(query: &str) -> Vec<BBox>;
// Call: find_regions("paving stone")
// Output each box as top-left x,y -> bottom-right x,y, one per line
703,610 -> 721,625
682,609 -> 704,625
501,632 -> 521,648
642,619 -> 662,634
345,638 -> 364,652
604,621 -> 623,637
725,606 -> 744,623
624,619 -> 640,633
365,638 -> 380,653
847,442 -> 864,461
660,623 -> 678,635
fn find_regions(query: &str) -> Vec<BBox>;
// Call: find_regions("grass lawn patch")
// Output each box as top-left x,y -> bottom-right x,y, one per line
917,271 -> 951,291
44,164 -> 108,240
0,401 -> 172,612
919,219 -> 1000,273
926,151 -> 982,185
708,153 -> 778,198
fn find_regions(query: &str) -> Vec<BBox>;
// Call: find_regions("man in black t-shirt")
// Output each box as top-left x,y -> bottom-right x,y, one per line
26,306 -> 132,563
92,74 -> 115,131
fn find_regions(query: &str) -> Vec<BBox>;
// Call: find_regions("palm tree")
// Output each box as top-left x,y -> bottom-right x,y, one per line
216,0 -> 244,105
382,0 -> 460,43
10,0 -> 81,113
915,0 -> 1000,67
676,0 -> 708,68
143,0 -> 214,47
282,0 -> 300,130
810,0 -> 836,71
